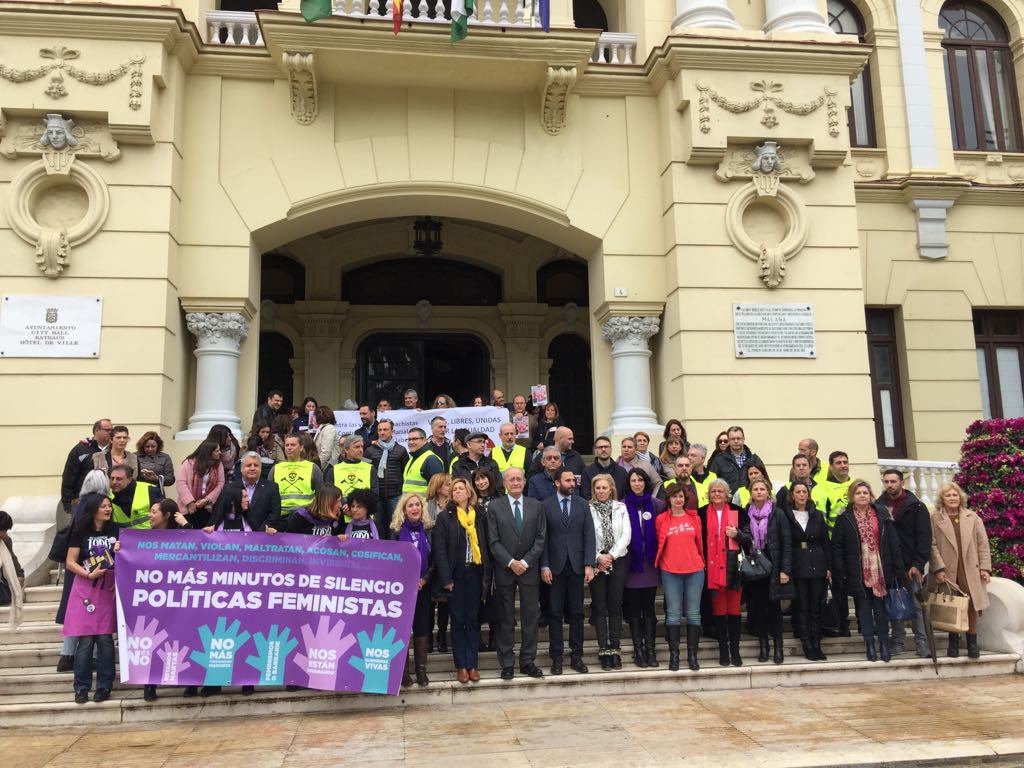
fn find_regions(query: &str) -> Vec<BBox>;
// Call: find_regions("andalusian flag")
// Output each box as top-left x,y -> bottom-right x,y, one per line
451,0 -> 473,42
300,0 -> 331,22
393,0 -> 402,34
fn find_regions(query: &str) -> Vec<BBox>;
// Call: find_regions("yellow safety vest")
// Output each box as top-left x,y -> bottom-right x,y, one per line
332,460 -> 372,497
403,450 -> 434,493
811,462 -> 829,485
819,479 -> 853,534
735,486 -> 751,508
275,460 -> 315,510
691,471 -> 717,507
110,482 -> 155,529
491,444 -> 527,473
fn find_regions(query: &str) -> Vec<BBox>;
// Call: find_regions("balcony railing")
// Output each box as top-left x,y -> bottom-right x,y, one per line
591,32 -> 637,65
207,10 -> 263,45
875,459 -> 959,507
205,7 -> 640,66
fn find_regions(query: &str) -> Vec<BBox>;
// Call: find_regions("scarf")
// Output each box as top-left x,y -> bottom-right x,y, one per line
853,507 -> 886,597
592,499 -> 615,553
399,520 -> 431,575
624,492 -> 657,573
706,504 -> 739,591
748,500 -> 772,550
456,506 -> 482,565
886,490 -> 907,521
1,540 -> 23,630
376,437 -> 397,479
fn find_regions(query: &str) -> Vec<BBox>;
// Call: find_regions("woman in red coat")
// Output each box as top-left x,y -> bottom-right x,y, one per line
699,478 -> 751,667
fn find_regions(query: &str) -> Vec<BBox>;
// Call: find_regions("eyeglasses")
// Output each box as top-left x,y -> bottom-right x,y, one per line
718,438 -> 728,445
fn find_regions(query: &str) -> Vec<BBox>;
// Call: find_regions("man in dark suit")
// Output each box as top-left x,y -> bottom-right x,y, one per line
486,467 -> 547,680
541,468 -> 595,674
210,452 -> 282,532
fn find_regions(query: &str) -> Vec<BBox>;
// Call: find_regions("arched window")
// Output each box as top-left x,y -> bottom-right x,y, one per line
261,253 -> 305,304
536,259 -> 588,306
574,0 -> 609,30
341,258 -> 502,306
828,0 -> 876,147
939,1 -> 1022,152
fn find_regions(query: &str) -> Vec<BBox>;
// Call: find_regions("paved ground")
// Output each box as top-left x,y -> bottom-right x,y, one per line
7,676 -> 1024,768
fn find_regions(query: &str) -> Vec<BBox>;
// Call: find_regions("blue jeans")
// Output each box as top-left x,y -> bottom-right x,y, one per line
661,570 -> 704,626
74,634 -> 115,694
855,593 -> 889,642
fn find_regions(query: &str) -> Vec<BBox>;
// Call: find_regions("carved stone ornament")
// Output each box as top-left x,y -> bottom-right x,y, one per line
0,46 -> 145,109
5,122 -> 110,278
415,299 -> 432,329
696,79 -> 839,138
715,141 -> 815,190
185,312 -> 250,343
562,302 -> 579,332
723,155 -> 809,288
284,52 -> 318,126
600,315 -> 661,348
541,67 -> 577,136
0,113 -> 122,173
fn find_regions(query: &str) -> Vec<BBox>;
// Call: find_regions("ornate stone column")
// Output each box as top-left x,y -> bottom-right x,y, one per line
176,312 -> 250,439
763,0 -> 832,34
600,315 -> 662,435
673,0 -> 740,31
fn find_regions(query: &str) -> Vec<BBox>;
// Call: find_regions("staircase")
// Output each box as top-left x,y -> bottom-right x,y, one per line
1,567 -> 1020,728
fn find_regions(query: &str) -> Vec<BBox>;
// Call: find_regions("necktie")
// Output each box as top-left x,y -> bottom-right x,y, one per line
561,497 -> 570,522
513,499 -> 523,534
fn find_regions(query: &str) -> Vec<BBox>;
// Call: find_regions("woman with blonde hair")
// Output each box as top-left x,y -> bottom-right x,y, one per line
432,477 -> 489,684
426,472 -> 453,653
928,481 -> 991,659
832,479 -> 905,662
390,493 -> 435,686
589,474 -> 631,669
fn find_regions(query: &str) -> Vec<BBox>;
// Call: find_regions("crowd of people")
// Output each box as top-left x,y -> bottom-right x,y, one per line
25,388 -> 992,703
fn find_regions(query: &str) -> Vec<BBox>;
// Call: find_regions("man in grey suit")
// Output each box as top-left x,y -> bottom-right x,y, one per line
541,467 -> 596,675
486,467 -> 547,680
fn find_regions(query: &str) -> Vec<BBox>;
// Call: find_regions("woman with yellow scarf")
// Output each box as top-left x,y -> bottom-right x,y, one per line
433,477 -> 491,684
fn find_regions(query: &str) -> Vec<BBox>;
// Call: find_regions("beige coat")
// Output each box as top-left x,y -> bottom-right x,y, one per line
92,449 -> 138,479
927,507 -> 991,612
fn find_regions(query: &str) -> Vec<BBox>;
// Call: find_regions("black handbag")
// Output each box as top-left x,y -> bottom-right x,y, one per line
821,585 -> 841,634
738,547 -> 772,582
0,575 -> 10,607
769,574 -> 797,601
48,525 -> 72,563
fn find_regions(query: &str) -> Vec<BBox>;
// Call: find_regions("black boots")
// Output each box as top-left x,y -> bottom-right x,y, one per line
865,638 -> 877,662
714,616 -> 730,666
414,637 -> 430,686
757,636 -> 770,663
666,625 -> 681,671
966,633 -> 980,659
772,637 -> 784,665
644,618 -> 659,668
727,615 -> 743,667
402,644 -> 414,687
878,635 -> 891,663
628,618 -> 647,667
947,633 -> 961,658
686,625 -> 701,671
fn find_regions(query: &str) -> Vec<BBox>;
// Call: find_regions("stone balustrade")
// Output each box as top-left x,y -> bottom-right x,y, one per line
591,32 -> 637,65
875,459 -> 959,507
329,0 -> 528,25
206,10 -> 263,45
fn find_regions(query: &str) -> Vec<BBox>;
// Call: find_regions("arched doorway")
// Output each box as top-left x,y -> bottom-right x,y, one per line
548,334 -> 594,450
358,333 -> 490,408
258,332 -> 294,410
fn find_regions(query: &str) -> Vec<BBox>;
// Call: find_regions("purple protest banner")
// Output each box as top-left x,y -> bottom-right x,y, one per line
114,529 -> 420,695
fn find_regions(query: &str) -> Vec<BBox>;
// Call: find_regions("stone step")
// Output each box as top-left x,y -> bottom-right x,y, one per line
25,585 -> 62,603
0,634 -> 896,689
0,602 -> 60,623
0,652 -> 1017,728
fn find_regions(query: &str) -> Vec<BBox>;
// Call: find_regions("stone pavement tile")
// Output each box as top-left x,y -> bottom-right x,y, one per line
402,730 -> 521,756
44,745 -> 175,768
4,746 -> 68,768
80,724 -> 198,748
514,723 -> 634,751
0,731 -> 84,750
285,738 -> 405,763
294,711 -> 398,735
171,732 -> 297,754
522,746 -> 659,768
162,748 -> 289,768
983,737 -> 1024,754
404,752 -> 526,768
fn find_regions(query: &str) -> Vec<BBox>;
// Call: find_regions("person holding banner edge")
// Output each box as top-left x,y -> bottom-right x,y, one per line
390,492 -> 435,687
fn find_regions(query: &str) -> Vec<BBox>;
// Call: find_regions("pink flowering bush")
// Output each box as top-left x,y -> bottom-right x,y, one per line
955,418 -> 1024,582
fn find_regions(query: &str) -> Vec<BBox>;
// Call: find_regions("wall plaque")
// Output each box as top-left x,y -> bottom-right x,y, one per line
733,303 -> 815,358
0,295 -> 102,357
